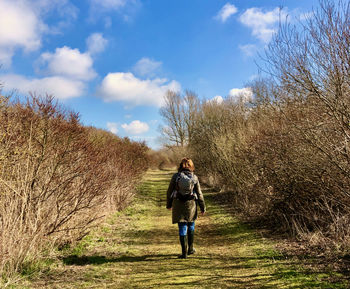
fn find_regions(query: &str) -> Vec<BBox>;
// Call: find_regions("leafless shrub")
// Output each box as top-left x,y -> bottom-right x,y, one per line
187,0 -> 350,251
0,94 -> 149,283
147,148 -> 179,170
257,0 -> 350,239
87,129 -> 148,211
190,98 -> 254,191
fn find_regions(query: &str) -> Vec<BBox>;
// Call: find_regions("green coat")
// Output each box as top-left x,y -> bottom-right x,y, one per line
166,171 -> 206,224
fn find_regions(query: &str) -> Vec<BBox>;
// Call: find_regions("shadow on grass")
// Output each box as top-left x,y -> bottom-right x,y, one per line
60,252 -> 347,288
62,253 -> 175,266
62,251 -> 291,267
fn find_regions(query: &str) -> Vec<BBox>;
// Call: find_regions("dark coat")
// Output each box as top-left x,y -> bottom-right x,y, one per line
166,170 -> 206,224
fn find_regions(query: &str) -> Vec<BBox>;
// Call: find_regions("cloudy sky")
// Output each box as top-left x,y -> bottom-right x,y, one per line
0,0 -> 319,149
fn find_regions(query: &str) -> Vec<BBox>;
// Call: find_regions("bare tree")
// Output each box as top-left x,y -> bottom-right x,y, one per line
159,90 -> 200,147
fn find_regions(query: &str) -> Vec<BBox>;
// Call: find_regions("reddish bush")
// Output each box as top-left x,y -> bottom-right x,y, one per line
0,95 -> 149,281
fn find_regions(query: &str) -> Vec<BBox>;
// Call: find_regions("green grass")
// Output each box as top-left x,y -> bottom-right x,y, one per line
14,169 -> 350,288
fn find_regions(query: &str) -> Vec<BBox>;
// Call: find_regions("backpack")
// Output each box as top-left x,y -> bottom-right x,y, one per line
174,171 -> 197,201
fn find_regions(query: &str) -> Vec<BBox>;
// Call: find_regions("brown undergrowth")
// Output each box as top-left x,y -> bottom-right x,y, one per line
0,94 -> 149,286
211,185 -> 350,283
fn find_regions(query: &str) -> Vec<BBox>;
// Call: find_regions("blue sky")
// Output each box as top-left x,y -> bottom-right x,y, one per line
0,0 -> 319,149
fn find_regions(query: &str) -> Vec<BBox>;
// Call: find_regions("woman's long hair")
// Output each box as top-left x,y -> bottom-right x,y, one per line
178,157 -> 195,172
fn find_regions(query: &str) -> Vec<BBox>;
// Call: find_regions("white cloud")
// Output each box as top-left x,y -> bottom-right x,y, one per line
98,72 -> 181,107
107,122 -> 118,134
39,1 -> 78,35
0,0 -> 45,66
133,57 -> 162,77
216,3 -> 238,22
88,0 -> 140,23
208,95 -> 224,104
0,50 -> 14,67
35,0 -> 78,20
2,44 -> 97,100
1,74 -> 84,99
239,7 -> 285,43
229,87 -> 253,103
0,0 -> 78,67
40,46 -> 96,80
122,120 -> 149,135
86,33 -> 108,54
239,44 -> 258,57
90,0 -> 126,11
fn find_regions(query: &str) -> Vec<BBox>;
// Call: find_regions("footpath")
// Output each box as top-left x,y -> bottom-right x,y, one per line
26,170 -> 348,288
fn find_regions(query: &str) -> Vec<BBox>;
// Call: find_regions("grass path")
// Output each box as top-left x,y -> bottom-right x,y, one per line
25,170 -> 348,288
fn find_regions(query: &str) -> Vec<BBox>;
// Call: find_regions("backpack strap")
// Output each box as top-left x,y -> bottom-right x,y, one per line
175,172 -> 181,192
191,175 -> 198,199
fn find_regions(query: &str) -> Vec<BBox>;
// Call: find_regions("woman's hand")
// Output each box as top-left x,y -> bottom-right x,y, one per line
167,208 -> 172,210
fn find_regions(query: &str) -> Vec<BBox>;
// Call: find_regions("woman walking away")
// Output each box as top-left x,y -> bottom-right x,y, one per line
166,158 -> 206,259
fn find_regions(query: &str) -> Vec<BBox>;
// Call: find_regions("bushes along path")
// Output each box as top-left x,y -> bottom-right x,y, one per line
23,170 -> 348,288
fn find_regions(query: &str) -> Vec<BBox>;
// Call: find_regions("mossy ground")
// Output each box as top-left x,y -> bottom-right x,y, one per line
15,170 -> 350,288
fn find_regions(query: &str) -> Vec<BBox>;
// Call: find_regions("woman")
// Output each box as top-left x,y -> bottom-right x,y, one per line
166,158 -> 206,259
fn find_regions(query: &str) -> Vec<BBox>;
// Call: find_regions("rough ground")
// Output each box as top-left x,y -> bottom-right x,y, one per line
20,170 -> 349,288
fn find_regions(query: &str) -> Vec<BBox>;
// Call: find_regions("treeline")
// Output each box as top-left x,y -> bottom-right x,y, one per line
161,1 -> 350,251
147,146 -> 185,170
0,95 -> 149,283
